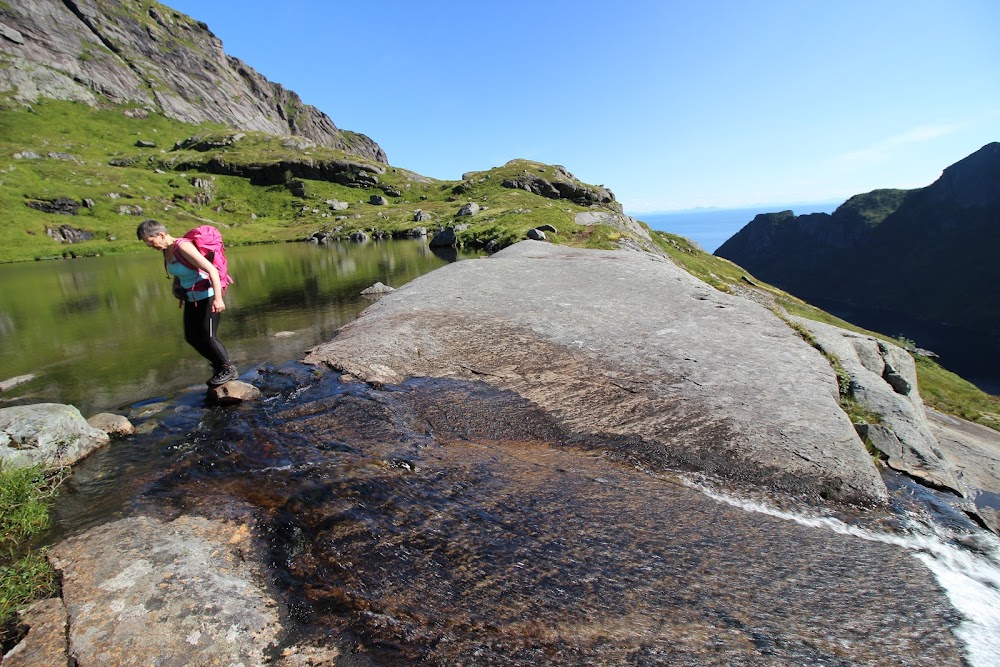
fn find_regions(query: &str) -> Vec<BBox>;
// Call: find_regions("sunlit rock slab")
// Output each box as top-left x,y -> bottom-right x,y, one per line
306,240 -> 886,505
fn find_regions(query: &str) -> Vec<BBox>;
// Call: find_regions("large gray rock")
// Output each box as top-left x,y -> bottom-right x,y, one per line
49,514 -> 281,667
457,202 -> 479,216
0,403 -> 110,469
792,317 -> 961,492
306,241 -> 887,505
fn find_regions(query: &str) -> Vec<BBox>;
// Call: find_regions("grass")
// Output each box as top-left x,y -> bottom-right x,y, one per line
0,464 -> 66,645
0,101 -> 632,263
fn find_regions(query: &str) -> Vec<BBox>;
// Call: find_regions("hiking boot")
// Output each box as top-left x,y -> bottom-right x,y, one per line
207,364 -> 238,387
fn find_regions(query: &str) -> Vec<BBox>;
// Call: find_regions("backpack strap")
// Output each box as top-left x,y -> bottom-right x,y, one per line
171,238 -> 198,271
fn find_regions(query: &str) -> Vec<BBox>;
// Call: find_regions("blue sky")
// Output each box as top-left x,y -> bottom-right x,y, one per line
163,0 -> 999,213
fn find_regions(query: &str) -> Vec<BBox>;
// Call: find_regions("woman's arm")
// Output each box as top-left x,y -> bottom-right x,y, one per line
175,241 -> 226,313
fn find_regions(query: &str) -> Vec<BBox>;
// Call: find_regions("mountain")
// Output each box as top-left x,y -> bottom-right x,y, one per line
0,0 -> 386,162
715,142 -> 1000,340
0,0 -> 648,264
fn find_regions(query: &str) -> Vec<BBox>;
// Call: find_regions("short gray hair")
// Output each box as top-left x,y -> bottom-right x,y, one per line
136,219 -> 168,240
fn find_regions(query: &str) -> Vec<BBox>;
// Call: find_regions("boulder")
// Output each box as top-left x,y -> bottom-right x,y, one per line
87,412 -> 135,438
326,199 -> 349,211
575,211 -> 653,244
49,514 -> 281,667
0,403 -> 110,469
413,210 -> 431,222
792,317 -> 961,493
457,202 -> 479,216
349,230 -> 369,243
429,227 -> 457,248
527,228 -> 547,241
369,195 -> 389,206
134,139 -> 156,148
361,282 -> 396,295
208,380 -> 261,404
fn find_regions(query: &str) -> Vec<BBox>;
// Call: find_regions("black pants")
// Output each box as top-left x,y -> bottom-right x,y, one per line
183,298 -> 230,371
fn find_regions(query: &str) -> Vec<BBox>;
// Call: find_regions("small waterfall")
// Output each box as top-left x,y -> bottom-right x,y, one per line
694,482 -> 1000,667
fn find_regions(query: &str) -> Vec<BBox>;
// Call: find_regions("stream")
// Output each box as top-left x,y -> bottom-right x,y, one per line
48,363 -> 1000,666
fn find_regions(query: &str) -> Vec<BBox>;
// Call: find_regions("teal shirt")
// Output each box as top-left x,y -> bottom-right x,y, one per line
166,257 -> 214,301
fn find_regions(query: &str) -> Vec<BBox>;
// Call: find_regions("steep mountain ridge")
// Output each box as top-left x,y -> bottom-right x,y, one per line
715,142 -> 1000,336
0,0 -> 386,162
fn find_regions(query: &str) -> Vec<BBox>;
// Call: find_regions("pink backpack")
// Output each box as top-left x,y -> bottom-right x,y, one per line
175,225 -> 234,295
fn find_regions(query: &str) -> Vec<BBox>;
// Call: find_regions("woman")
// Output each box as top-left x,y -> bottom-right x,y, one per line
136,219 -> 238,387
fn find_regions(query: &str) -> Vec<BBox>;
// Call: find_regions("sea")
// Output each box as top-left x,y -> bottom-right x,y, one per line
630,202 -> 841,254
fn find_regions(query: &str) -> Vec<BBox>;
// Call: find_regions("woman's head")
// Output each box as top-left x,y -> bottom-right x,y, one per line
137,219 -> 172,250
136,219 -> 168,241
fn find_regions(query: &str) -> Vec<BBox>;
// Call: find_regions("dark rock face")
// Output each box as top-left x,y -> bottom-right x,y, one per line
0,0 -> 386,163
165,149 -> 385,189
25,196 -> 80,215
502,172 -> 616,207
715,142 -> 1000,335
46,224 -> 93,243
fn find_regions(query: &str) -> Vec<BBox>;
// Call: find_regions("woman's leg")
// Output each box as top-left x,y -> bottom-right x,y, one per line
182,299 -> 230,371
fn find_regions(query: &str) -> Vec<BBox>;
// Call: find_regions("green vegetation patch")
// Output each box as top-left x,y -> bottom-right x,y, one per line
650,230 -> 762,292
0,465 -> 66,643
0,101 -> 630,263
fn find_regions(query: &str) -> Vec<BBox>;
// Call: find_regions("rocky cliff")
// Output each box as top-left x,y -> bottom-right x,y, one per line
0,0 -> 386,163
714,142 -> 1000,336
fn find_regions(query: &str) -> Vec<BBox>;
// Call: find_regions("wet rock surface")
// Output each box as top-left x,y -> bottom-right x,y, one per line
34,369 -> 972,665
927,408 -> 1000,533
306,241 -> 886,505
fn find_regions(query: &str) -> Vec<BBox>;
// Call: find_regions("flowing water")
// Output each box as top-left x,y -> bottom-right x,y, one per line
48,366 -> 1000,666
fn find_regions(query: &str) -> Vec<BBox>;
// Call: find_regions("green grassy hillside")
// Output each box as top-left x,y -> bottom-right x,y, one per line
0,99 -> 635,263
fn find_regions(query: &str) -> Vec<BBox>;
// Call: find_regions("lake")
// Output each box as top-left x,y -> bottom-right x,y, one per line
0,239 -> 482,417
632,203 -> 840,253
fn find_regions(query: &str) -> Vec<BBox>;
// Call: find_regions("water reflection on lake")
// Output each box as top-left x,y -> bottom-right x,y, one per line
0,239 -> 481,416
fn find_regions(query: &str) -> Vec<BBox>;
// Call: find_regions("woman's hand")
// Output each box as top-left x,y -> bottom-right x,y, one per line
212,296 -> 226,313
